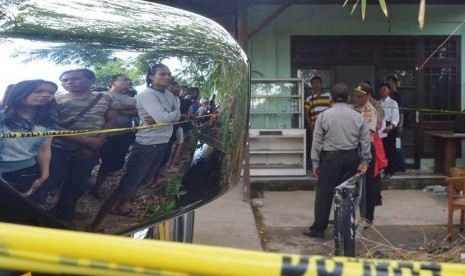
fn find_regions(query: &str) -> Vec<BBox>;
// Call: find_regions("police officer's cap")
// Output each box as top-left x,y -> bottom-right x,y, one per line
354,82 -> 373,96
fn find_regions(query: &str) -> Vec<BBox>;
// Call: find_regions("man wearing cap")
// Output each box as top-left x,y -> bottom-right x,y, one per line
303,82 -> 371,238
354,82 -> 378,224
360,81 -> 384,132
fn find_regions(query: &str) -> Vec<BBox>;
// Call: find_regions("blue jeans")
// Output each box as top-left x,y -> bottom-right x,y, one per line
32,146 -> 99,221
112,142 -> 169,199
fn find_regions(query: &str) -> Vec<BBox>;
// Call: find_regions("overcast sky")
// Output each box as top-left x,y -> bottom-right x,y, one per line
0,39 -> 182,98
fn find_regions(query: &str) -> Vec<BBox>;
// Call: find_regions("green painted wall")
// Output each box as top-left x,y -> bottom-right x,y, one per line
248,4 -> 465,167
249,4 -> 465,107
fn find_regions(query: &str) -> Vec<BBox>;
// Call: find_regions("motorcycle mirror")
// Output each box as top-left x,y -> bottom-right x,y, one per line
0,0 -> 249,235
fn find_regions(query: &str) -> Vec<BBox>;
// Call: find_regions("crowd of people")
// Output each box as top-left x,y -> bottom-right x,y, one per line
303,76 -> 405,238
0,65 -> 405,235
0,64 -> 218,231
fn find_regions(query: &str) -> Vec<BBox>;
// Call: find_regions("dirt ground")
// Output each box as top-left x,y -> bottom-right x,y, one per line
68,141 -> 194,234
61,128 -> 227,234
70,166 -> 166,234
254,206 -> 465,262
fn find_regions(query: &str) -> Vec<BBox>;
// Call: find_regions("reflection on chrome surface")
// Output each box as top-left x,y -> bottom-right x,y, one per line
0,0 -> 248,234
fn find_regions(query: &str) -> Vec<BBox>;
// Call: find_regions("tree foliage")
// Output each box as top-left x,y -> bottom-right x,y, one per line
0,0 -> 29,28
0,0 -> 247,99
1,0 -> 248,155
93,59 -> 145,89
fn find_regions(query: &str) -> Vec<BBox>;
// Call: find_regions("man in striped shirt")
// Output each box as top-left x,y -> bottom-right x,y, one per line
304,76 -> 332,132
304,76 -> 332,169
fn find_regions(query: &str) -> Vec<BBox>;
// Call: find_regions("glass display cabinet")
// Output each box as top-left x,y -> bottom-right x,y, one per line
249,79 -> 306,176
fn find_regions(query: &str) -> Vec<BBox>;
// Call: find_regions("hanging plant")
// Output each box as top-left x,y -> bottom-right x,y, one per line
419,0 -> 426,30
343,0 -> 426,30
343,0 -> 388,20
343,0 -> 425,29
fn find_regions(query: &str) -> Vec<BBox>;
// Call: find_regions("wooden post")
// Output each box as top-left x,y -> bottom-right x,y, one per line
236,0 -> 249,53
236,0 -> 251,202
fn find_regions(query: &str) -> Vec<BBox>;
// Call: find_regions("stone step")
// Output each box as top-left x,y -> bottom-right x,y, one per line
250,173 -> 445,193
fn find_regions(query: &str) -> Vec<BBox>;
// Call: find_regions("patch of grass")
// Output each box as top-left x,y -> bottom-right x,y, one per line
149,175 -> 186,219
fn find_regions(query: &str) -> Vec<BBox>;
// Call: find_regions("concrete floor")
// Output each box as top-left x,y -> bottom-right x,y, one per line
260,189 -> 451,227
193,184 -> 262,251
193,182 -> 462,257
258,189 -> 456,256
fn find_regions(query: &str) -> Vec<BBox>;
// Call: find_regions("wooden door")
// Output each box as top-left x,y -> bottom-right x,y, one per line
291,35 -> 462,168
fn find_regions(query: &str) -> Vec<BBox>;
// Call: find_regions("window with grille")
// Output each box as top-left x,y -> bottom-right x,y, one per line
338,38 -> 374,60
424,67 -> 457,121
382,40 -> 415,59
424,39 -> 457,59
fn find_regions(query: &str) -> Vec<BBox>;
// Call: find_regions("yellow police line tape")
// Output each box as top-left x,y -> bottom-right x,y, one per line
402,107 -> 465,115
0,222 -> 464,276
359,106 -> 465,115
0,105 -> 463,139
305,102 -> 465,116
0,115 -> 212,139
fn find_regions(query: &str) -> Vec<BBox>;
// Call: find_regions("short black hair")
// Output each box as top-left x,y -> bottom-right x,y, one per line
188,87 -> 199,94
379,82 -> 390,90
108,74 -> 128,88
310,76 -> 322,84
386,75 -> 398,84
59,68 -> 96,82
146,63 -> 168,87
331,82 -> 349,103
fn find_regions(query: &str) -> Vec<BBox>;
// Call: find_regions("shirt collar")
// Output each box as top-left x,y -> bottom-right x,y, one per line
380,96 -> 391,102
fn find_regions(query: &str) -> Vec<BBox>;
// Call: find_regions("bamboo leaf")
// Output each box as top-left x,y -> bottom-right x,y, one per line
342,0 -> 350,7
361,0 -> 366,20
378,0 -> 388,17
418,0 -> 426,30
350,1 -> 359,15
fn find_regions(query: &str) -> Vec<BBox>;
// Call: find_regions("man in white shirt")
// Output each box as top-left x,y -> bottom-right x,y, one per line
378,82 -> 399,178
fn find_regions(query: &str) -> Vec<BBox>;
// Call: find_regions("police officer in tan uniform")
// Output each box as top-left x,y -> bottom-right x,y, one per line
303,82 -> 371,238
361,81 -> 384,131
354,82 -> 378,224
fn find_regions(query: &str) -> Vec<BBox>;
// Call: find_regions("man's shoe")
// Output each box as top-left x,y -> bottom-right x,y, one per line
73,211 -> 91,220
383,173 -> 392,179
302,228 -> 325,238
90,188 -> 105,200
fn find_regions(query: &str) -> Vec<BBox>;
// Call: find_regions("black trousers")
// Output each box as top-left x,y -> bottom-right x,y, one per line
362,143 -> 376,222
373,174 -> 383,206
305,128 -> 313,169
2,163 -> 40,193
382,126 -> 397,175
310,149 -> 359,231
